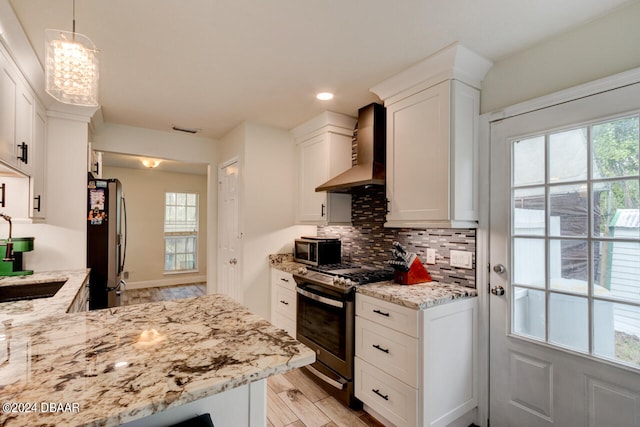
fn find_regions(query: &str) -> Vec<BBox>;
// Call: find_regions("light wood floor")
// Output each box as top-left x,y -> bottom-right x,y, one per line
121,284 -> 384,427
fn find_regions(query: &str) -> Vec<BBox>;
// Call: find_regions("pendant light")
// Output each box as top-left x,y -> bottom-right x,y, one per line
45,0 -> 99,107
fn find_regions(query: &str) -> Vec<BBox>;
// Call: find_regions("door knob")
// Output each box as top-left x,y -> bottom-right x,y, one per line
493,264 -> 506,274
491,285 -> 505,296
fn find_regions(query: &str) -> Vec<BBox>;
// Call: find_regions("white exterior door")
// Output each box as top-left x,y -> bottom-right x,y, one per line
218,158 -> 242,302
489,83 -> 640,426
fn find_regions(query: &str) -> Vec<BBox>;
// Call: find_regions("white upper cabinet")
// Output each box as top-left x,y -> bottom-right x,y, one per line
371,43 -> 492,229
0,44 -> 41,177
293,111 -> 356,225
30,104 -> 47,219
0,48 -> 17,166
0,41 -> 47,220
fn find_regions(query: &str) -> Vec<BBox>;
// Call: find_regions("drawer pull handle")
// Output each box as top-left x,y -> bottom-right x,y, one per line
373,309 -> 390,317
280,277 -> 289,282
280,300 -> 289,305
372,389 -> 389,401
372,344 -> 389,354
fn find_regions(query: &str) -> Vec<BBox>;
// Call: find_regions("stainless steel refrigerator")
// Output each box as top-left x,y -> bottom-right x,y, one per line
87,178 -> 127,309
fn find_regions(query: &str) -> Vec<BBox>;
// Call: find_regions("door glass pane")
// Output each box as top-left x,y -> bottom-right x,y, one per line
513,287 -> 545,340
549,239 -> 588,295
592,180 -> 640,238
592,116 -> 639,179
513,238 -> 545,288
513,136 -> 545,186
549,184 -> 588,237
513,187 -> 545,236
594,300 -> 640,368
549,128 -> 587,183
549,293 -> 588,352
593,241 -> 640,303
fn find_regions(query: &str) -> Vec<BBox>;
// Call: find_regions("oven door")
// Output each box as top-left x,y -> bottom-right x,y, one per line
296,283 -> 354,379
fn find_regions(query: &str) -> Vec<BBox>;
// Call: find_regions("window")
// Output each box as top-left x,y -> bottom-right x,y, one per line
511,114 -> 640,367
164,192 -> 198,272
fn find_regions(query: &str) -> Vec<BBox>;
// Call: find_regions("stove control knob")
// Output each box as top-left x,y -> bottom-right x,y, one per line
297,267 -> 308,275
345,279 -> 354,287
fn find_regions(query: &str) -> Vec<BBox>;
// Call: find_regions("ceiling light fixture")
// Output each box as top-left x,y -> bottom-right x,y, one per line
316,92 -> 334,101
45,0 -> 99,107
142,159 -> 161,169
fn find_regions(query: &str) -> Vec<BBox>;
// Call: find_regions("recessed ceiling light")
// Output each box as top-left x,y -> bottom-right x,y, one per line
316,92 -> 334,101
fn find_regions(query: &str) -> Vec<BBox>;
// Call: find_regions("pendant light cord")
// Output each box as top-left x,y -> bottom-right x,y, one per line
72,0 -> 76,35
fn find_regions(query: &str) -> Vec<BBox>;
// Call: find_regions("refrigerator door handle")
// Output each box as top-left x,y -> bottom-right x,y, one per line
120,194 -> 127,275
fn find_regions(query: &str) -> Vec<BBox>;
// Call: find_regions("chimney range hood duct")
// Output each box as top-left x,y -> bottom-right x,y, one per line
315,103 -> 386,193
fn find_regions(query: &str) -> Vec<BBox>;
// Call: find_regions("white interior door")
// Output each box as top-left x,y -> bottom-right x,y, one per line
489,83 -> 640,427
218,158 -> 242,302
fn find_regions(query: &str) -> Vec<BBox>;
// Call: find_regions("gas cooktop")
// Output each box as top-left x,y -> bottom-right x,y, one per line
294,263 -> 394,293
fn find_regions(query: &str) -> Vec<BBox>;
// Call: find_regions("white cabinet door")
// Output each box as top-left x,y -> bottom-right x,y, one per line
386,80 -> 450,225
0,50 -> 17,166
14,85 -> 34,175
30,105 -> 46,219
296,132 -> 351,224
298,134 -> 330,222
385,80 -> 479,229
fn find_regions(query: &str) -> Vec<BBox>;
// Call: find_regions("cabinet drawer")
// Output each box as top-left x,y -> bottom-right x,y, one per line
273,285 -> 296,320
356,293 -> 418,337
355,357 -> 417,427
355,316 -> 418,387
271,269 -> 295,290
274,312 -> 296,338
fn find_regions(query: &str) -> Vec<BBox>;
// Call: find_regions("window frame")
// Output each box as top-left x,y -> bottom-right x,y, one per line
164,192 -> 199,273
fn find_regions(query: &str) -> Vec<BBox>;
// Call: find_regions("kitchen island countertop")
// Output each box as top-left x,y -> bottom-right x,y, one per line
0,293 -> 314,426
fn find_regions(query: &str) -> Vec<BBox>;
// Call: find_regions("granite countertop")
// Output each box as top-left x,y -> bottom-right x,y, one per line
270,255 -> 477,310
0,294 -> 315,427
268,253 -> 305,274
0,269 -> 89,325
357,281 -> 478,310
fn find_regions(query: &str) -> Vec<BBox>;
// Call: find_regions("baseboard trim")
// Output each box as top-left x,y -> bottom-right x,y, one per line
125,275 -> 207,290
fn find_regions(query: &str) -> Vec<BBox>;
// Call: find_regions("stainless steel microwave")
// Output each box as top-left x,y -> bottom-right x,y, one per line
294,237 -> 341,266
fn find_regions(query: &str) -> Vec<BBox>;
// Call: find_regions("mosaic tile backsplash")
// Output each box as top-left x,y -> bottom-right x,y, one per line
318,187 -> 476,288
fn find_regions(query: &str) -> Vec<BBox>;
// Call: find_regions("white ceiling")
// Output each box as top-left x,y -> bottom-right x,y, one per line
8,0 -> 638,142
100,151 -> 208,175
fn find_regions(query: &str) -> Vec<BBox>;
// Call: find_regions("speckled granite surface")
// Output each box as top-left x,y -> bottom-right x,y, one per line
0,294 -> 315,427
357,281 -> 478,310
268,254 -> 305,274
0,269 -> 89,325
270,256 -> 477,310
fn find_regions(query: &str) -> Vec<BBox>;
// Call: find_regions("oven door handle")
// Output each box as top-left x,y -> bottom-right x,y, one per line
296,287 -> 344,309
304,365 -> 346,390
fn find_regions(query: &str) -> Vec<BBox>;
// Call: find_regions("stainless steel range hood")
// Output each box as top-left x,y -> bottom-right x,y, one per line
315,103 -> 386,193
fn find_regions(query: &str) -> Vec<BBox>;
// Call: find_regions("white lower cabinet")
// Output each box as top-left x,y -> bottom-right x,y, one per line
270,269 -> 297,338
355,293 -> 478,427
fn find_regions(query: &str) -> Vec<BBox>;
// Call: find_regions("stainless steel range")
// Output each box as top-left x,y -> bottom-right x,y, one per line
293,263 -> 394,408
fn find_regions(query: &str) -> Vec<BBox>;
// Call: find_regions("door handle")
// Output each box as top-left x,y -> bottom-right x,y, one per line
491,285 -> 505,296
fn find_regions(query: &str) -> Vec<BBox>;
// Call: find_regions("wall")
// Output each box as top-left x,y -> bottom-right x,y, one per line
319,187 -> 476,288
481,1 -> 640,113
101,165 -> 208,288
217,122 -> 315,318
